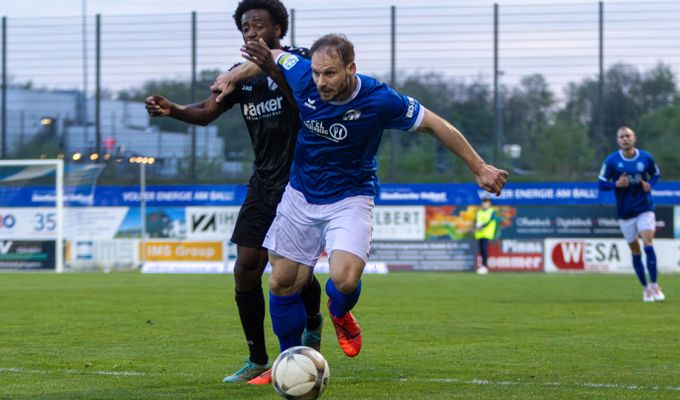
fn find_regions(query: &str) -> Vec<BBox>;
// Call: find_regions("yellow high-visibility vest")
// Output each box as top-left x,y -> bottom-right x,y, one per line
474,208 -> 497,240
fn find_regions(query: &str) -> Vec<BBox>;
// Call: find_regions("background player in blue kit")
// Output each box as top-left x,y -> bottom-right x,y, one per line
211,33 -> 507,373
145,0 -> 323,384
599,126 -> 665,303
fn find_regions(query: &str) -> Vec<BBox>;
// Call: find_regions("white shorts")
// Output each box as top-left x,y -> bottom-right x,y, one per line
262,184 -> 374,267
619,211 -> 656,243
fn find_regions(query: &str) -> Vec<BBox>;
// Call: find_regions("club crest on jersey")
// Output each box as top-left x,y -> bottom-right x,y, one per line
343,109 -> 361,121
636,162 -> 645,172
278,54 -> 299,70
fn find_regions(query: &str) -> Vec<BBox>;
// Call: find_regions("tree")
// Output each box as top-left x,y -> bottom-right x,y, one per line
637,103 -> 680,180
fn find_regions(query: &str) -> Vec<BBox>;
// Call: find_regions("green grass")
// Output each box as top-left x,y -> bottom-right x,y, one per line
1,272 -> 679,399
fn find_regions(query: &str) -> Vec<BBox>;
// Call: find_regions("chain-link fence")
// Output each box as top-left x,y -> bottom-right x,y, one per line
2,2 -> 680,183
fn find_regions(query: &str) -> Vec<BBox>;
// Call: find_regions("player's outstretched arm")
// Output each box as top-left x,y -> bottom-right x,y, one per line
145,94 -> 223,126
210,42 -> 285,103
416,107 -> 508,195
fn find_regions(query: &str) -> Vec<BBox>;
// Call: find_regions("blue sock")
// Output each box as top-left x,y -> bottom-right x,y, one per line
644,246 -> 658,283
632,254 -> 647,287
269,291 -> 306,352
325,279 -> 361,318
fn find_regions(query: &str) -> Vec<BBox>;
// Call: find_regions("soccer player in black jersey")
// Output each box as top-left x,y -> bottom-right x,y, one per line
145,0 -> 322,384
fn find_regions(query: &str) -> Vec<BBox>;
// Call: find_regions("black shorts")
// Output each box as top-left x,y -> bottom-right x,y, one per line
230,180 -> 285,248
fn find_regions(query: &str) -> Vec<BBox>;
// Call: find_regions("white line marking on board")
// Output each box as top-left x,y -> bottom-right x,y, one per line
2,367 -> 679,392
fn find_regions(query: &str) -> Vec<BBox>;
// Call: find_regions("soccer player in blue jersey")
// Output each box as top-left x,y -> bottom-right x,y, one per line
211,34 -> 507,379
146,0 -> 323,384
599,126 -> 665,302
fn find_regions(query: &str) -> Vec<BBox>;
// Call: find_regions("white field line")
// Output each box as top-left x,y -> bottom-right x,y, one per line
2,367 -> 679,392
0,367 -> 192,377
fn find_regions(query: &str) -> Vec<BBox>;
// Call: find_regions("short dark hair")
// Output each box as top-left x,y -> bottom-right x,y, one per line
310,34 -> 355,66
233,0 -> 289,39
481,198 -> 491,203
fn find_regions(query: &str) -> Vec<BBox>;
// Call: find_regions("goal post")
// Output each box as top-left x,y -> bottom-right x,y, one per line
0,159 -> 64,272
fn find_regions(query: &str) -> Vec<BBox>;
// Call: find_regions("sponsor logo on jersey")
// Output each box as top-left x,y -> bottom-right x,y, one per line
304,97 -> 317,110
343,109 -> 361,121
241,85 -> 253,92
267,77 -> 278,91
303,120 -> 348,142
406,97 -> 416,118
242,96 -> 284,120
278,54 -> 299,70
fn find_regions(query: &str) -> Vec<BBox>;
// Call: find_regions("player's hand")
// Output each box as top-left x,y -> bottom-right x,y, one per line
210,72 -> 239,103
616,173 -> 629,188
640,179 -> 651,192
145,95 -> 173,117
242,38 -> 276,76
475,164 -> 508,196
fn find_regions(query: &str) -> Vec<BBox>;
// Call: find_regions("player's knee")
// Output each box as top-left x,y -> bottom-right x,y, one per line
330,278 -> 358,294
269,274 -> 296,295
234,263 -> 263,291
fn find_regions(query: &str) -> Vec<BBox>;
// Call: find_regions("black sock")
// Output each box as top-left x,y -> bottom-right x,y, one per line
300,275 -> 321,330
235,286 -> 268,365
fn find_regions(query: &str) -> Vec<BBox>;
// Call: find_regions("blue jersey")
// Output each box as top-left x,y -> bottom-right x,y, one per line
275,52 -> 424,204
598,149 -> 660,219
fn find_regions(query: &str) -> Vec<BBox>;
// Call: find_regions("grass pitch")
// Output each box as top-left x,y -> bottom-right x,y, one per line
1,272 -> 679,399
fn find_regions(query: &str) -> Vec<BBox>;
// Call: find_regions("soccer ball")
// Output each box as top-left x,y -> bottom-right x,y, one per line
271,346 -> 330,399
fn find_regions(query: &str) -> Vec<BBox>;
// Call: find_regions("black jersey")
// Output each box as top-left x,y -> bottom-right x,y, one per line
220,46 -> 310,193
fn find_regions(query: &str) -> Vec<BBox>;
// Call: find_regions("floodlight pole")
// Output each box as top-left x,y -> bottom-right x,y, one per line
388,5 -> 397,181
493,3 -> 500,165
95,14 -> 101,159
290,9 -> 296,47
190,11 -> 197,181
1,16 -> 6,158
140,162 -> 146,267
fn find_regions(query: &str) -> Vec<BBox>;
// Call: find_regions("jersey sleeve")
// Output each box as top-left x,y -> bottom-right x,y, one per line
598,158 -> 614,182
376,86 -> 425,131
598,158 -> 617,190
218,63 -> 243,110
275,52 -> 314,103
647,153 -> 661,186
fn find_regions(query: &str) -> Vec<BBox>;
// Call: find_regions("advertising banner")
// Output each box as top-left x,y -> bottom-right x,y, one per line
140,241 -> 225,274
0,207 -> 58,239
65,207 -> 128,240
544,238 -> 680,273
372,206 -> 425,240
425,205 -> 673,240
485,239 -> 544,272
369,240 -> 476,271
6,182 -> 680,208
140,241 -> 223,262
185,206 -> 241,240
0,240 -> 55,270
68,239 -> 137,266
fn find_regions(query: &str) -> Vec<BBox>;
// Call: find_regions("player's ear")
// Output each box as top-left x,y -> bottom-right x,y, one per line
347,62 -> 356,75
274,24 -> 282,39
